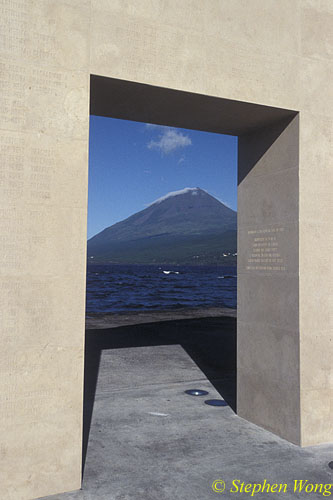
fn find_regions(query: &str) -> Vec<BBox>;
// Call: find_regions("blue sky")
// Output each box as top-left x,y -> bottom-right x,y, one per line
88,116 -> 238,239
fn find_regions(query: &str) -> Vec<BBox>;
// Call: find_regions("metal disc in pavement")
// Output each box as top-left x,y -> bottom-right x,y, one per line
185,389 -> 209,396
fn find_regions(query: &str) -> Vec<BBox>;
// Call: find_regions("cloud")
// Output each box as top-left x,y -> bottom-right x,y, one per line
147,128 -> 192,155
178,156 -> 185,165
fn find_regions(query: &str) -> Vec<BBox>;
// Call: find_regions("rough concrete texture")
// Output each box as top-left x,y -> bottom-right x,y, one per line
40,317 -> 333,500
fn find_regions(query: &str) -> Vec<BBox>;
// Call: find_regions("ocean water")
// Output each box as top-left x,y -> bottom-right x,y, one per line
86,264 -> 237,314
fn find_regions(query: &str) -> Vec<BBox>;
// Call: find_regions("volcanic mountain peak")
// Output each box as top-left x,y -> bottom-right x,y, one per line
88,187 -> 237,265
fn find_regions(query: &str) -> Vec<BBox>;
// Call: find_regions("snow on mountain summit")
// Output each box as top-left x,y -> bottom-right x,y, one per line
150,187 -> 204,205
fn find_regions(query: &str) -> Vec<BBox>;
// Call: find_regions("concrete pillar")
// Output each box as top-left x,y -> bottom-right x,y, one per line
0,2 -> 89,498
238,116 -> 300,444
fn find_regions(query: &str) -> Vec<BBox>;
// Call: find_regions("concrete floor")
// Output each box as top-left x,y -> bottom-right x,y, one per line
41,315 -> 333,500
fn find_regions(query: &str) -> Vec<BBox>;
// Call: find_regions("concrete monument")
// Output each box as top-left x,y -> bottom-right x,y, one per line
0,1 -> 332,498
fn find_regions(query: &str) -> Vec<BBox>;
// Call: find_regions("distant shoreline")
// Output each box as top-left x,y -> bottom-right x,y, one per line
87,261 -> 237,267
86,306 -> 236,330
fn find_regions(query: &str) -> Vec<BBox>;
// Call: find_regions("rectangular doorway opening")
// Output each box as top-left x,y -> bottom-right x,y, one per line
82,75 -> 298,479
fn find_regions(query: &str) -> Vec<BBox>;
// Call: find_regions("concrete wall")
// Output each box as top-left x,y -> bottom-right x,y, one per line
1,1 -> 332,498
238,116 -> 300,444
1,2 -> 89,499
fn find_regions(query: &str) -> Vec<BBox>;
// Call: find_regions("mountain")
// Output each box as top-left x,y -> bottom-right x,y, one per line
87,187 -> 237,265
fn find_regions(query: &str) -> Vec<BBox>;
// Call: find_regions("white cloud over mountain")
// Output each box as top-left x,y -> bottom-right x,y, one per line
147,128 -> 192,155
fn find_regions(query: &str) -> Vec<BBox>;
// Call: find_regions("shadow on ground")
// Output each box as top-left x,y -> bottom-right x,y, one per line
82,315 -> 236,474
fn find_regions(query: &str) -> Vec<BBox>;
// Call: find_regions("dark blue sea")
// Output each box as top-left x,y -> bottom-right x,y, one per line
86,264 -> 237,314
